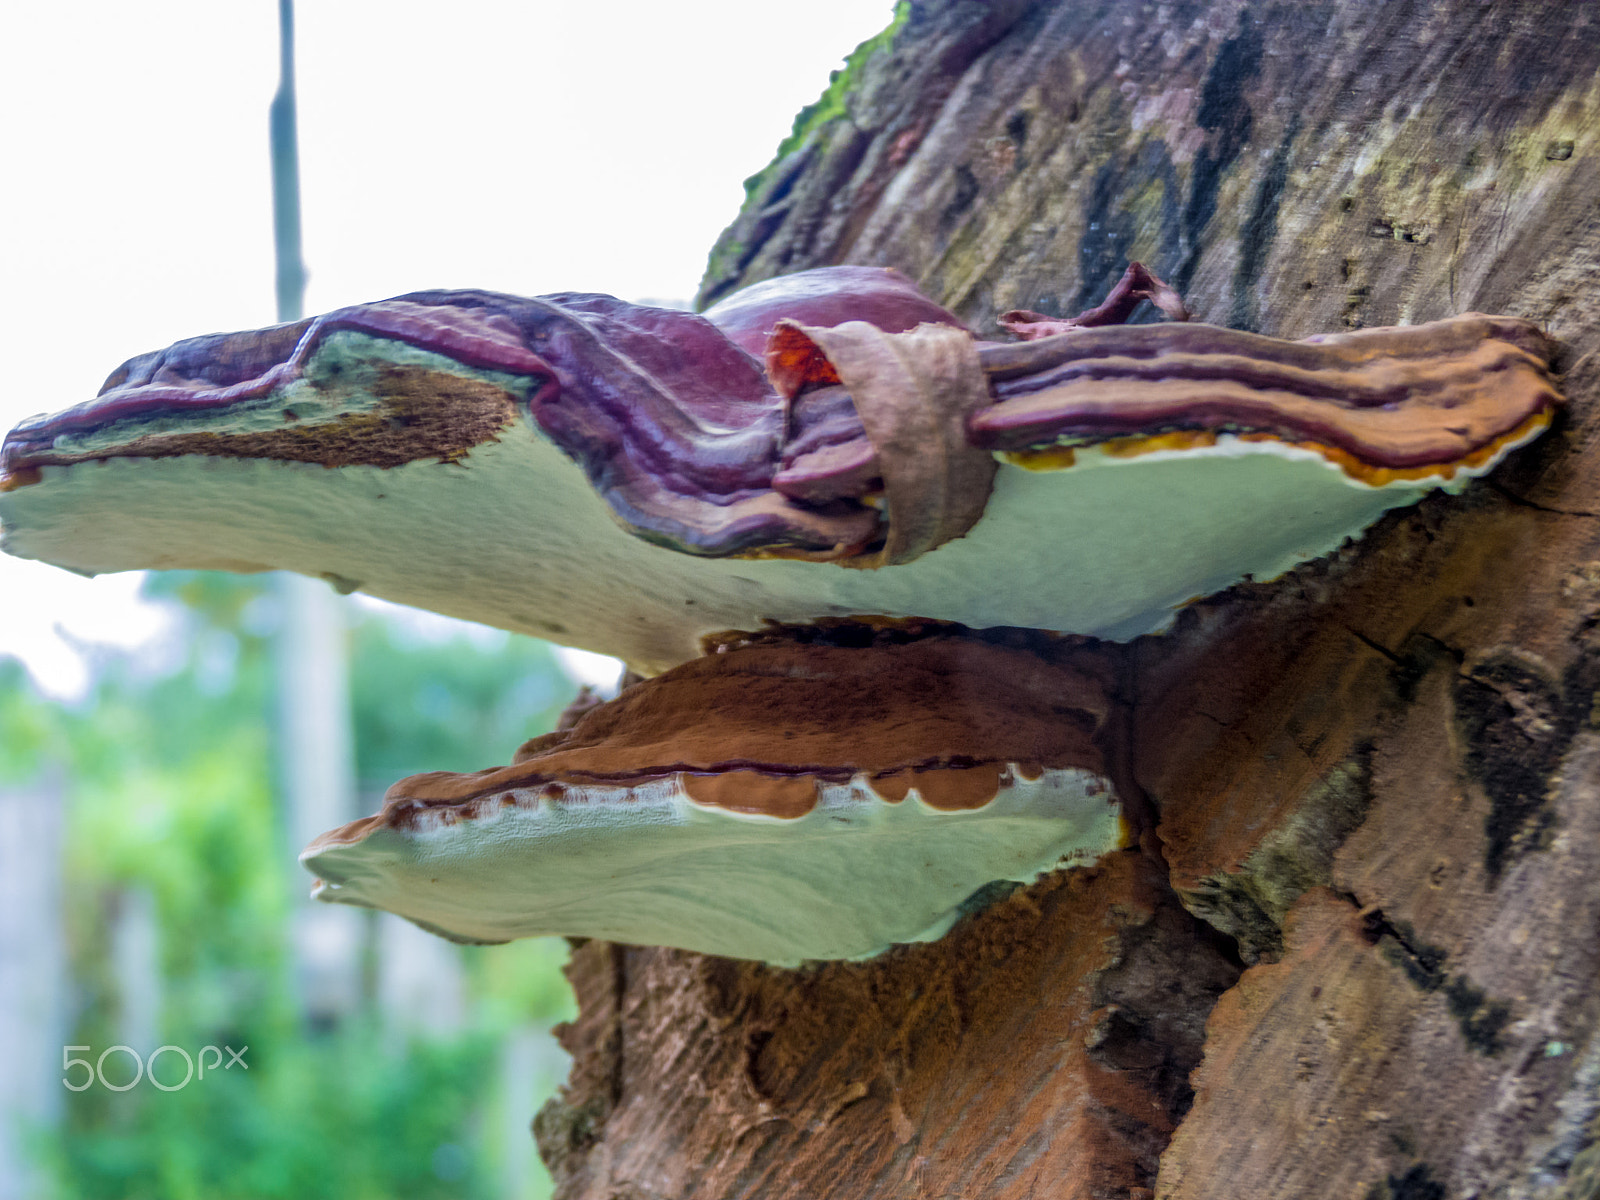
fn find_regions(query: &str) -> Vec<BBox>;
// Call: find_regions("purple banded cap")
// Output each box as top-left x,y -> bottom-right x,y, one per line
0,268 -> 1561,668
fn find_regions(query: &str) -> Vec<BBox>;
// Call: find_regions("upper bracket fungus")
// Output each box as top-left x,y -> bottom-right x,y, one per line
0,263 -> 1565,961
0,265 -> 1562,672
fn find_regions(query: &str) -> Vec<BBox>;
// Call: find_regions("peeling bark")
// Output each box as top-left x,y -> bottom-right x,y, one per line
537,853 -> 1239,1200
542,0 -> 1600,1195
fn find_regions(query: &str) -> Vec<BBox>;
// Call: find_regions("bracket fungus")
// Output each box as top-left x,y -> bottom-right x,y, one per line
301,634 -> 1125,964
0,265 -> 1561,671
0,263 -> 1564,962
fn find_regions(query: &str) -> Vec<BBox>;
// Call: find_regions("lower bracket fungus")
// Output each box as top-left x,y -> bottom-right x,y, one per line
301,634 -> 1126,965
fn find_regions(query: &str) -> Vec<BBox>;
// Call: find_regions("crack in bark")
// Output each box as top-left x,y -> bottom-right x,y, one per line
1488,480 -> 1600,519
1346,626 -> 1405,665
1357,904 -> 1515,1056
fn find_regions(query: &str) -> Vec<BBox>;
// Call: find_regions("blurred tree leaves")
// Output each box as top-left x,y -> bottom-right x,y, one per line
349,617 -> 564,786
4,570 -> 577,1199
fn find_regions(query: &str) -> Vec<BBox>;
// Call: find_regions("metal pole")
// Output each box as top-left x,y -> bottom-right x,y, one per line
268,0 -> 360,1028
269,0 -> 307,324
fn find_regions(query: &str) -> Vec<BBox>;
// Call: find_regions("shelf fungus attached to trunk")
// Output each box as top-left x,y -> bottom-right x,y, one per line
301,634 -> 1126,964
0,263 -> 1565,961
0,265 -> 1562,670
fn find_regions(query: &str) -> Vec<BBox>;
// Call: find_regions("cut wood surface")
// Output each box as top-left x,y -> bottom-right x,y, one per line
538,853 -> 1237,1199
539,2 -> 1600,1196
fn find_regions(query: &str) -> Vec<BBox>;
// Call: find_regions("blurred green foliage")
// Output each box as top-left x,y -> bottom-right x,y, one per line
348,612 -> 567,786
49,1031 -> 500,1200
5,571 -> 579,1199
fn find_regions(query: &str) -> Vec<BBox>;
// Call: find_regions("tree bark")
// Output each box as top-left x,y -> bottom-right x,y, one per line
538,2 -> 1600,1196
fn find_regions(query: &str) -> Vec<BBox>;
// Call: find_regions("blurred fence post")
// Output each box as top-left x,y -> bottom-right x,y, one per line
277,572 -> 364,1029
108,886 -> 161,1064
500,1023 -> 571,1200
0,771 -> 66,1200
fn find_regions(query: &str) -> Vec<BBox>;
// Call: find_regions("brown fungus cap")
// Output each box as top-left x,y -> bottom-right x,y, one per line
301,637 -> 1126,964
346,636 -> 1108,826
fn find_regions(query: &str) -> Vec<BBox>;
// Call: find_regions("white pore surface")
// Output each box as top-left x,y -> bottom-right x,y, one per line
300,766 -> 1124,965
0,334 -> 1514,671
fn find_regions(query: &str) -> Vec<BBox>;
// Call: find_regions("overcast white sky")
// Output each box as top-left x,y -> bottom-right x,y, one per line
0,0 -> 897,697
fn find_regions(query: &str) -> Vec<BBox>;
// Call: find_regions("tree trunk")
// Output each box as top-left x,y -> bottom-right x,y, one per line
536,2 -> 1600,1196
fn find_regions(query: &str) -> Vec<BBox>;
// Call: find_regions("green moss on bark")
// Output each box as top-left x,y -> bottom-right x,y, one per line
699,3 -> 908,297
741,2 -> 909,204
